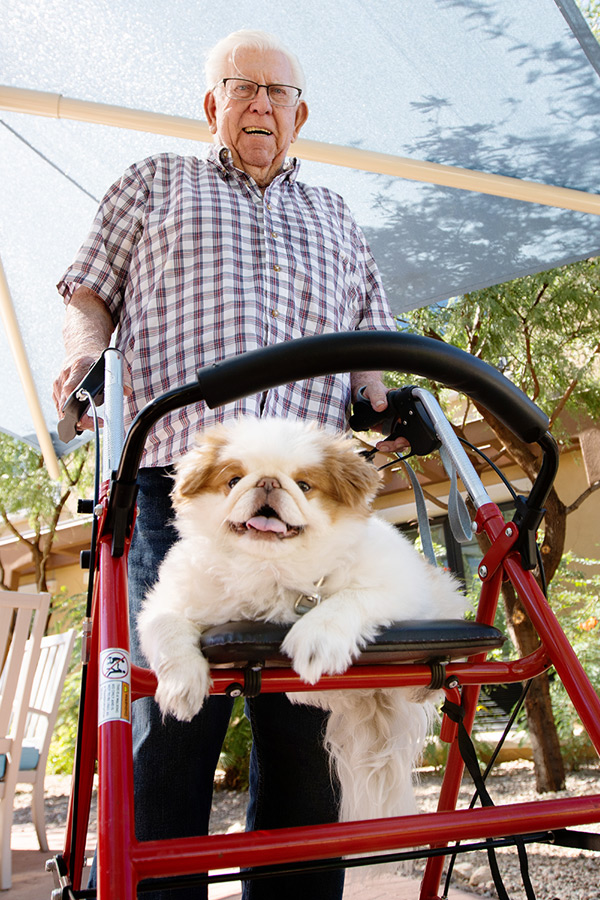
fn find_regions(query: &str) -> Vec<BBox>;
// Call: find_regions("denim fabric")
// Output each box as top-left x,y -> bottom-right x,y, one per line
244,694 -> 344,899
93,465 -> 343,899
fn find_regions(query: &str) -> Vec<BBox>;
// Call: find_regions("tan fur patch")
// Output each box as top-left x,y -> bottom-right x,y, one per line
298,438 -> 381,516
172,426 -> 243,506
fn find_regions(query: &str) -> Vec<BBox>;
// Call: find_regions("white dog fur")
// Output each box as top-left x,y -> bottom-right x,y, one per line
138,417 -> 466,822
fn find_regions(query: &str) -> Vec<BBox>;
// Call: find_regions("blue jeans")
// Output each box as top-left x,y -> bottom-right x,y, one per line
126,466 -> 344,899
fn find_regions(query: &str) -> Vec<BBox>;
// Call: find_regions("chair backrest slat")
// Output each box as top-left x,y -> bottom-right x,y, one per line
22,630 -> 77,750
0,590 -> 51,889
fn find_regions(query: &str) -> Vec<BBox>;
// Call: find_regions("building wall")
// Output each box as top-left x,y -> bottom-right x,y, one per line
560,452 -> 600,561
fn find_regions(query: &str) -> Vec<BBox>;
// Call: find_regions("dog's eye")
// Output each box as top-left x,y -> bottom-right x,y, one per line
228,476 -> 242,489
296,480 -> 311,493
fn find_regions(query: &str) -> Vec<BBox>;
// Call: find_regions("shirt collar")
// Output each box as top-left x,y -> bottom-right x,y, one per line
207,144 -> 300,185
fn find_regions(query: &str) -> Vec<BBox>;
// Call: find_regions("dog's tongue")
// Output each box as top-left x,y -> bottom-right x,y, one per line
246,515 -> 287,534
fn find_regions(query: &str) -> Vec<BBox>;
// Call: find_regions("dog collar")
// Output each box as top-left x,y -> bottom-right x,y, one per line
294,576 -> 326,615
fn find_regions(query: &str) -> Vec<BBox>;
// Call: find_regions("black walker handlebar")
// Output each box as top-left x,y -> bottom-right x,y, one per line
113,332 -> 549,485
56,332 -> 557,555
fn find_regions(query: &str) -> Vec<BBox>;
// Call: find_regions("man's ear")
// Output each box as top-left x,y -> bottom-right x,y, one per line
291,100 -> 309,143
204,90 -> 218,134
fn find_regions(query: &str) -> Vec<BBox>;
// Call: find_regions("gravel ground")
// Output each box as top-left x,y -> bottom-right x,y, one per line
13,761 -> 600,899
410,761 -> 600,900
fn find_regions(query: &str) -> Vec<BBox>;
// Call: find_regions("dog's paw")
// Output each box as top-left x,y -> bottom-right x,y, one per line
154,650 -> 211,721
282,615 -> 359,684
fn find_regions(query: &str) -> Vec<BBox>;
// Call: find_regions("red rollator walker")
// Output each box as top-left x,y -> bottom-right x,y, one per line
48,331 -> 600,900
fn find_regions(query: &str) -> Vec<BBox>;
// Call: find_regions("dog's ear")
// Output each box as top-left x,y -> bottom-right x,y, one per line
319,438 -> 382,513
172,426 -> 229,508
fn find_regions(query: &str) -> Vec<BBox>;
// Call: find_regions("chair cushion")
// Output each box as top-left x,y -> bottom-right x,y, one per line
200,619 -> 506,667
0,744 -> 40,779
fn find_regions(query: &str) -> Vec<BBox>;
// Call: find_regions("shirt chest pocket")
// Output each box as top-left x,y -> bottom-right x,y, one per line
291,232 -> 362,332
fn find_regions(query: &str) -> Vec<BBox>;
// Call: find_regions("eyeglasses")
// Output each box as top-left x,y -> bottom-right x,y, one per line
217,78 -> 302,107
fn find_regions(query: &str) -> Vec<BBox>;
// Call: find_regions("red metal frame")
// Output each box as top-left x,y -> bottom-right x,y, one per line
59,490 -> 600,900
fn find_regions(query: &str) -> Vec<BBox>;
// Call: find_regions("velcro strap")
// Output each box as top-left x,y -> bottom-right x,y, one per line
440,446 -> 473,544
399,457 -> 437,566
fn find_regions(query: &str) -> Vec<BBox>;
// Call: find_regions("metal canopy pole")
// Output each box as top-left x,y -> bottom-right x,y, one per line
0,251 -> 61,480
1,85 -> 600,216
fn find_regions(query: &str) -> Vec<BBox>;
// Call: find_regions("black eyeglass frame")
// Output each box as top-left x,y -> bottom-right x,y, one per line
216,77 -> 303,107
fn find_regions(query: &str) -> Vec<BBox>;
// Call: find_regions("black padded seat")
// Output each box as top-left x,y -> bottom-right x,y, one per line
200,619 -> 505,667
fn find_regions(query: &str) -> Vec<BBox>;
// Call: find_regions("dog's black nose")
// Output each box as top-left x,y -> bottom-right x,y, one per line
256,476 -> 281,492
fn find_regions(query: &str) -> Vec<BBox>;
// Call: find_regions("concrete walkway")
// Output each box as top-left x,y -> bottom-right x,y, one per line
10,817 -> 476,900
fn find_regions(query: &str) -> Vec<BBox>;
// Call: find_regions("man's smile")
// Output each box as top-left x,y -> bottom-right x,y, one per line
242,127 -> 273,135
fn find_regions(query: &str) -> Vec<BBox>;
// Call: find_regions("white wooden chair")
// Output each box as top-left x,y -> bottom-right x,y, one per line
0,589 -> 50,889
16,628 -> 77,853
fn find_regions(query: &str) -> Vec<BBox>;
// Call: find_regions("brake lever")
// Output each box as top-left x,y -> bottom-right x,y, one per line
349,385 -> 442,456
57,356 -> 106,444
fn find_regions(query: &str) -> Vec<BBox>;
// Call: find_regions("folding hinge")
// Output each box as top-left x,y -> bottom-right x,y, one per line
478,523 -> 519,582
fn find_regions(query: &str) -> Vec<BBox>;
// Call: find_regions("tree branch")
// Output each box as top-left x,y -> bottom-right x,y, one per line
0,503 -> 34,549
523,323 -> 541,403
421,490 -> 449,512
0,558 -> 8,591
549,340 -> 600,429
532,282 -> 549,309
565,479 -> 600,515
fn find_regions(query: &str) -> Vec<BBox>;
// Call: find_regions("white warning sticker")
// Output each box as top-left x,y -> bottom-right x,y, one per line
99,648 -> 131,724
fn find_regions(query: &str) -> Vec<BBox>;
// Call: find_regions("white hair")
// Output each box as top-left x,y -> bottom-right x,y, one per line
204,29 -> 306,94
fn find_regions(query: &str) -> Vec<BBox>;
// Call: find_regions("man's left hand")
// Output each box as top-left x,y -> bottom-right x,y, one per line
350,372 -> 410,454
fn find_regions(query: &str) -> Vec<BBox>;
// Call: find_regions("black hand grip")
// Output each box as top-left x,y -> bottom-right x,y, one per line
57,356 -> 106,444
349,386 -> 398,434
350,386 -> 442,456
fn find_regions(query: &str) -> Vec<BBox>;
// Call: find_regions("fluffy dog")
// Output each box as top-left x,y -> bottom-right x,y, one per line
138,417 -> 466,821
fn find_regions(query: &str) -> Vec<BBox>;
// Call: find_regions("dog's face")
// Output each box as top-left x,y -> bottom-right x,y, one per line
172,418 -> 381,558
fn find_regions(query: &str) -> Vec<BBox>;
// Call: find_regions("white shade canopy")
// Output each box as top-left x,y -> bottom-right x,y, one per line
1,0 -> 599,474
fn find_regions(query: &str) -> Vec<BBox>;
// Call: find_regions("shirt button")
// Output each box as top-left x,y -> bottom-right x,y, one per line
271,232 -> 278,239
273,265 -> 281,272
271,309 -> 279,318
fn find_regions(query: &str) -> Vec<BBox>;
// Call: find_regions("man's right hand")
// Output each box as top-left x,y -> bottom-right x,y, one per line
53,355 -> 100,431
53,288 -> 115,431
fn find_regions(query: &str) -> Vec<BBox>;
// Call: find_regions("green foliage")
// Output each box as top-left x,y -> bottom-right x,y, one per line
218,697 -> 252,790
0,432 -> 94,590
0,432 -> 93,526
47,665 -> 83,774
47,589 -> 86,774
545,553 -> 600,768
0,433 -> 63,526
399,259 -> 600,436
576,0 -> 600,40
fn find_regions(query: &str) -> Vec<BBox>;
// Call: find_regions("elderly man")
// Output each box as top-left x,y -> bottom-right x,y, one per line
54,29 -> 399,900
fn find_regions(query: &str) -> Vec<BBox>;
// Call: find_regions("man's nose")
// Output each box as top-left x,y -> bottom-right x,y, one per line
249,85 -> 273,112
257,476 -> 281,491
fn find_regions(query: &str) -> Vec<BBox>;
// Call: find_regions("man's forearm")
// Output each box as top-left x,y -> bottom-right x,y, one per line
53,287 -> 115,422
63,286 -> 114,362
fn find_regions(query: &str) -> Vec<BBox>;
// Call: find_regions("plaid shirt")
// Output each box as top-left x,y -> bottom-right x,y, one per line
58,146 -> 396,467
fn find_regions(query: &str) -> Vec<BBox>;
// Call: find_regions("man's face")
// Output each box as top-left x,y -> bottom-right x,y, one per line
204,46 -> 308,188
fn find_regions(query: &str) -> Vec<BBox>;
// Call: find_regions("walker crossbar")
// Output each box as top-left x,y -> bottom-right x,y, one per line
132,832 -> 556,894
127,795 -> 600,879
129,650 -> 554,705
53,331 -> 600,900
